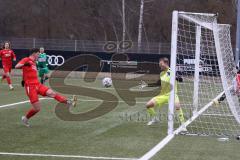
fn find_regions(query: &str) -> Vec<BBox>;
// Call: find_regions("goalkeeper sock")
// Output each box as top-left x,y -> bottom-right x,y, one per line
54,94 -> 67,104
147,107 -> 157,117
176,108 -> 185,124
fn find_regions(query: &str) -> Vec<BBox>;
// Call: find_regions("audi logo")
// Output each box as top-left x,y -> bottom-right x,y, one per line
47,55 -> 65,66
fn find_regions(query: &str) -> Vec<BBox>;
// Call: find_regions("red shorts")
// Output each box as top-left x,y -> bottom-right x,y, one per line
25,83 -> 49,104
3,66 -> 12,73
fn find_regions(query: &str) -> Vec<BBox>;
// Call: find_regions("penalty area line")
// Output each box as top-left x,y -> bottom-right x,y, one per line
0,98 -> 138,160
0,152 -> 137,160
0,98 -> 147,110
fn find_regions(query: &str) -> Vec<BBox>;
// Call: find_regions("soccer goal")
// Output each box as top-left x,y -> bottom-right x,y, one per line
168,11 -> 240,136
140,10 -> 240,160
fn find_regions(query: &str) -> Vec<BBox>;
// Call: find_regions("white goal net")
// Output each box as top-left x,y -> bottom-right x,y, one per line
170,11 -> 240,137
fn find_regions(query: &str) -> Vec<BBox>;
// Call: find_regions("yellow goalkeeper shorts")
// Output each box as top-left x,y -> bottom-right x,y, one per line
153,94 -> 180,108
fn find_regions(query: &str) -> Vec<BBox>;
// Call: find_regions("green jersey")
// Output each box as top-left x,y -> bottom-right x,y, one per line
159,68 -> 177,95
37,53 -> 48,68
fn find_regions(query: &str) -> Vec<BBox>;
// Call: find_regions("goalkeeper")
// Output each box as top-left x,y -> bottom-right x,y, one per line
37,47 -> 50,84
142,58 -> 186,130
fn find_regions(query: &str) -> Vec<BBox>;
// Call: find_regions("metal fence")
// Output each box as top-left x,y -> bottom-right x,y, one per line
0,37 -> 171,54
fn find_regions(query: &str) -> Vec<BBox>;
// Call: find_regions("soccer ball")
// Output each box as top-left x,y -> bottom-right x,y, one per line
102,77 -> 112,88
236,135 -> 240,140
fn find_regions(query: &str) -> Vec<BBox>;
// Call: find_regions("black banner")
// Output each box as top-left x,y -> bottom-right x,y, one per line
6,49 -> 168,74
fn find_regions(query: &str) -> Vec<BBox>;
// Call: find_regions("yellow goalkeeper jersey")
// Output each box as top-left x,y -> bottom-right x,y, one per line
159,68 -> 178,95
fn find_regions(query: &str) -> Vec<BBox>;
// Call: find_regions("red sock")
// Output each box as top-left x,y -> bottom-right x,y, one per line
2,75 -> 6,80
6,77 -> 11,85
26,108 -> 39,119
54,94 -> 67,104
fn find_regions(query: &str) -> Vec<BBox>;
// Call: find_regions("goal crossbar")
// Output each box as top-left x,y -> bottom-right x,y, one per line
178,11 -> 216,16
179,14 -> 214,30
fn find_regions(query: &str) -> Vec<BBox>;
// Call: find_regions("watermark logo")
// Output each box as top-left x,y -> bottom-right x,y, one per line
50,54 -> 119,121
103,41 -> 133,53
50,41 -> 173,122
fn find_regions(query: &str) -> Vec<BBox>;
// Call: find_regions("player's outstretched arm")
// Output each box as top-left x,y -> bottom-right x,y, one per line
15,62 -> 31,69
15,63 -> 24,69
139,79 -> 161,89
15,63 -> 25,69
15,58 -> 33,69
147,79 -> 161,87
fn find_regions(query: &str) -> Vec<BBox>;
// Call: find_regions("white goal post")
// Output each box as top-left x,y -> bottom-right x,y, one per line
140,11 -> 240,160
168,10 -> 240,135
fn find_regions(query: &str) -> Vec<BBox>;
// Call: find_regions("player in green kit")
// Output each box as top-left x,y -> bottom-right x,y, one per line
37,47 -> 50,84
142,57 -> 187,131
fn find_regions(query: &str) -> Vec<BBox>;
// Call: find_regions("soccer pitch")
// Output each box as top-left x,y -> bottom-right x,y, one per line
0,77 -> 239,160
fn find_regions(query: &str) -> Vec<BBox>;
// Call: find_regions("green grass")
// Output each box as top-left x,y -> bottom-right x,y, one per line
0,77 -> 239,160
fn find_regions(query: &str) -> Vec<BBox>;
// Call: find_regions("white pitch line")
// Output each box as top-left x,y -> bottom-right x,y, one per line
0,98 -> 49,109
0,97 -> 146,110
139,91 -> 226,160
0,152 -> 137,160
0,99 -> 138,160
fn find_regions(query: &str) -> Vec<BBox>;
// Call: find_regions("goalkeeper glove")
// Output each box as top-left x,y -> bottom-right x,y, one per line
213,99 -> 219,106
176,75 -> 183,82
139,80 -> 148,89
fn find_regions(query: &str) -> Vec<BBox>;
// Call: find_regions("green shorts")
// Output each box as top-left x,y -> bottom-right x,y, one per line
153,94 -> 180,108
38,67 -> 50,77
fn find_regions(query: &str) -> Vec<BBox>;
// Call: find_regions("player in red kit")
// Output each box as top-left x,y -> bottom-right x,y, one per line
0,41 -> 16,90
214,68 -> 240,105
15,48 -> 77,127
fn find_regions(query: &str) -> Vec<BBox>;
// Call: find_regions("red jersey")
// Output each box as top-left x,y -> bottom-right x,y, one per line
236,74 -> 240,88
0,49 -> 16,66
18,57 -> 39,84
